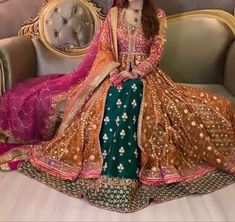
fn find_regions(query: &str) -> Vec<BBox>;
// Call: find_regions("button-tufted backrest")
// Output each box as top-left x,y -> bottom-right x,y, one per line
19,0 -> 103,75
38,0 -> 102,57
159,10 -> 235,84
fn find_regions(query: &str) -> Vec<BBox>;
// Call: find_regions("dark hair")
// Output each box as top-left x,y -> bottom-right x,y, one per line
116,0 -> 160,39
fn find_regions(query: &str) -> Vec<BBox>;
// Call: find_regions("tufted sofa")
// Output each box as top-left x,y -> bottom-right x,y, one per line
0,0 -> 103,92
159,10 -> 235,105
0,1 -> 235,106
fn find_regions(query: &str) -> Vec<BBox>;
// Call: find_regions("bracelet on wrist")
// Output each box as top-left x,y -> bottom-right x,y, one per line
110,68 -> 119,76
132,70 -> 142,78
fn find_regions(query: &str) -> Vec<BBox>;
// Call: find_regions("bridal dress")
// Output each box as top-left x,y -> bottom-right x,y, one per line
0,7 -> 235,213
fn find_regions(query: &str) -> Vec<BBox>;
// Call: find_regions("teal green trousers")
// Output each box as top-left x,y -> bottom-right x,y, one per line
99,79 -> 143,179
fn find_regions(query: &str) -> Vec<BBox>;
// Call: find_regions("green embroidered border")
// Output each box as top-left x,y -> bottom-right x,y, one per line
18,161 -> 235,213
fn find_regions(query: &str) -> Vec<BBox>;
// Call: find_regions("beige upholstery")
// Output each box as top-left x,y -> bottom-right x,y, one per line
0,36 -> 36,89
159,16 -> 234,84
32,37 -> 82,75
0,0 -> 44,39
224,41 -> 235,96
0,59 -> 5,95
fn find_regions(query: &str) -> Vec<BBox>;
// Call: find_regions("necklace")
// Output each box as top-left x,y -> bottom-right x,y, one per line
121,8 -> 140,34
128,4 -> 142,23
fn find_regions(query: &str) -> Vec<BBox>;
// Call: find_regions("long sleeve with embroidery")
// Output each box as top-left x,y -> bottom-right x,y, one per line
132,9 -> 167,77
90,9 -> 115,67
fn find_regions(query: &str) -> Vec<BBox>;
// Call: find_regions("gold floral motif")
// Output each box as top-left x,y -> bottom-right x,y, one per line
18,0 -> 49,38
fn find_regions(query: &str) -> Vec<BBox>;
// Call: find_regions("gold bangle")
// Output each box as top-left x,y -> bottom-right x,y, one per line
132,70 -> 141,78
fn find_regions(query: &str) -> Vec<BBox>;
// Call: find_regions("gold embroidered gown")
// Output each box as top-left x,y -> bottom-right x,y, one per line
18,7 -> 235,213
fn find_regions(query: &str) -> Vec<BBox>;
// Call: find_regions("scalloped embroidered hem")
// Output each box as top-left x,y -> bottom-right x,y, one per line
18,161 -> 235,213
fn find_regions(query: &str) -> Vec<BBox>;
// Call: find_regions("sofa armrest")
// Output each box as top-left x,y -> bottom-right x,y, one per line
0,36 -> 36,91
0,59 -> 5,95
224,41 -> 235,96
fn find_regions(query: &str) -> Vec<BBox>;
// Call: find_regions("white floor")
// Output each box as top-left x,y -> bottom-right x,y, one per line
0,171 -> 235,221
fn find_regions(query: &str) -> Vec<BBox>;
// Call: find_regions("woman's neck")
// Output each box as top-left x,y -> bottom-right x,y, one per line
128,0 -> 144,10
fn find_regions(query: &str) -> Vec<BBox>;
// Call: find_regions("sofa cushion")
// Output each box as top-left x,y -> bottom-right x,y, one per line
32,37 -> 81,75
181,83 -> 235,105
0,36 -> 36,89
159,13 -> 234,84
224,41 -> 235,96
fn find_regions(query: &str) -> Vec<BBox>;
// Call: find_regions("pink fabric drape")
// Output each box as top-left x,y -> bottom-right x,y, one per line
0,31 -> 101,143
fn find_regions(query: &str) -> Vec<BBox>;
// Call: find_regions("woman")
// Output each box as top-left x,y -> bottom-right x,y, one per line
1,0 -> 235,213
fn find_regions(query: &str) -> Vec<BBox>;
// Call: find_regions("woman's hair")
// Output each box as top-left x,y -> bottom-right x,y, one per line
116,0 -> 160,39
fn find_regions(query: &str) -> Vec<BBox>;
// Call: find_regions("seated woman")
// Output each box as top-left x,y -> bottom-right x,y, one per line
0,0 -> 235,213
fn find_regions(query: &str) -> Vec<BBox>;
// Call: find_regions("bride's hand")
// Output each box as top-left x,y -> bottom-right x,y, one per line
109,68 -> 121,87
110,70 -> 138,87
109,68 -> 119,78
